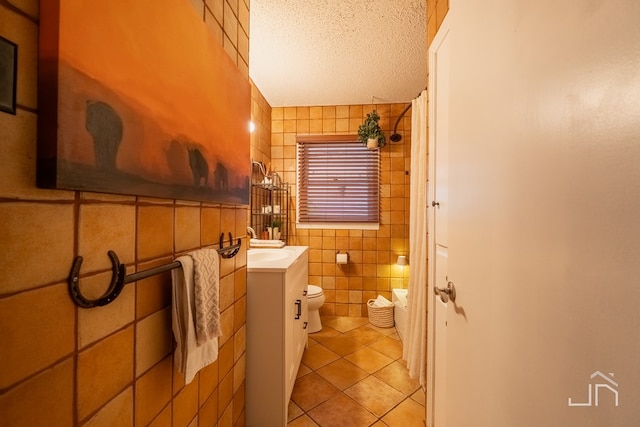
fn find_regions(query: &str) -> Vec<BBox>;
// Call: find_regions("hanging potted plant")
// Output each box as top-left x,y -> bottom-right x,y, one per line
358,110 -> 386,149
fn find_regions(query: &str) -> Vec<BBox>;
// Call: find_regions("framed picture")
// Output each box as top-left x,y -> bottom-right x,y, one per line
37,0 -> 251,204
0,35 -> 17,115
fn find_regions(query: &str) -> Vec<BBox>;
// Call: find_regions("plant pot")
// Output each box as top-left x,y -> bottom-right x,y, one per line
272,227 -> 281,240
367,138 -> 379,149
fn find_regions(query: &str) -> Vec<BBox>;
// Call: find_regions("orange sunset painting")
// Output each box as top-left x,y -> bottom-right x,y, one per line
37,0 -> 251,204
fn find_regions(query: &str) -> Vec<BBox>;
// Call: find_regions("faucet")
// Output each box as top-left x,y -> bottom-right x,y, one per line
247,226 -> 257,239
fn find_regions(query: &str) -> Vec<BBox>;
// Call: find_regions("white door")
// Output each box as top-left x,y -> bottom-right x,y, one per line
426,16 -> 451,427
440,0 -> 640,425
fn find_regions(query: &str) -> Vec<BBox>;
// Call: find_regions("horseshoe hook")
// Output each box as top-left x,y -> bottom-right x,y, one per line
68,250 -> 126,308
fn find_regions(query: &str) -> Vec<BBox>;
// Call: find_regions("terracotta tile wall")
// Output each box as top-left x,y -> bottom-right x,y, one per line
0,1 -> 250,426
270,104 -> 412,317
427,0 -> 449,47
250,82 -> 273,165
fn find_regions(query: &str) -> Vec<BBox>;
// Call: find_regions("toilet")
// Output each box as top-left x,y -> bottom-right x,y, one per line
307,285 -> 325,333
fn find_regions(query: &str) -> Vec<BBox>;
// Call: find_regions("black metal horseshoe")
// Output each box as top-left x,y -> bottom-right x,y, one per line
219,232 -> 241,259
68,250 -> 127,308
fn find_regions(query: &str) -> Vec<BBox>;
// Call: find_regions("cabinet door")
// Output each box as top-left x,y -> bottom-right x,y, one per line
295,282 -> 308,360
297,276 -> 309,352
285,255 -> 308,401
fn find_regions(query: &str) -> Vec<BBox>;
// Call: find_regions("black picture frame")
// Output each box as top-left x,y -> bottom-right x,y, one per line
0,35 -> 17,115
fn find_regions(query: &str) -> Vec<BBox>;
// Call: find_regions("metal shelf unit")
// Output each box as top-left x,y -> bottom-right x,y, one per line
250,163 -> 289,244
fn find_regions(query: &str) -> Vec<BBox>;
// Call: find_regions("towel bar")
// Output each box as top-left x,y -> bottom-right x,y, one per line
68,232 -> 241,308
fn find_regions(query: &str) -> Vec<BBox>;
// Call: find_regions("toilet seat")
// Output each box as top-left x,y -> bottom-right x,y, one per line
307,285 -> 323,297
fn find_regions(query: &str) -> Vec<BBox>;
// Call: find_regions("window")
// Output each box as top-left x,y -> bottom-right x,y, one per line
297,135 -> 380,227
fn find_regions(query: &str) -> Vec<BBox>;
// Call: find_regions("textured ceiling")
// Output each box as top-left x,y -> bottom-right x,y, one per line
249,0 -> 427,107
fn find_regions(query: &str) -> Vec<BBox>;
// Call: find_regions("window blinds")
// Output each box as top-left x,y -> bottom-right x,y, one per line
297,136 -> 380,223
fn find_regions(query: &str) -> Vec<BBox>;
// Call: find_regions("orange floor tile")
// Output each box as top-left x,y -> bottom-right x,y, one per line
288,316 -> 425,426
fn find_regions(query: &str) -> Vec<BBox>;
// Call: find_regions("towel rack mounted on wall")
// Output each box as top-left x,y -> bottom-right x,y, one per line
68,232 -> 241,309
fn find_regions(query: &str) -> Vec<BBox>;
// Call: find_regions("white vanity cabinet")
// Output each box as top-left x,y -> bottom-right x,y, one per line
246,246 -> 309,427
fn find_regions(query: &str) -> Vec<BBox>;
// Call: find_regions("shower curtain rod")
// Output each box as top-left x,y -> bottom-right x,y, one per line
389,87 -> 426,142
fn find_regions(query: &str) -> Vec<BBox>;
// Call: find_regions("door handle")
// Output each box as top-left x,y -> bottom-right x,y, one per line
434,281 -> 456,303
295,299 -> 302,319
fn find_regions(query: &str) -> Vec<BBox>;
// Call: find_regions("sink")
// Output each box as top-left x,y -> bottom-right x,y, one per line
247,246 -> 307,271
247,249 -> 294,263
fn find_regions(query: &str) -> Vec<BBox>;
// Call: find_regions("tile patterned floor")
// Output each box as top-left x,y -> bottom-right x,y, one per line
287,316 -> 425,427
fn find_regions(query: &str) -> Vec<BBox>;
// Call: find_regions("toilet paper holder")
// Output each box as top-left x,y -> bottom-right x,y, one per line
336,250 -> 349,264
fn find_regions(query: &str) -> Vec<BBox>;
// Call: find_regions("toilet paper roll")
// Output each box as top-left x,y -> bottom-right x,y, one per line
336,253 -> 348,264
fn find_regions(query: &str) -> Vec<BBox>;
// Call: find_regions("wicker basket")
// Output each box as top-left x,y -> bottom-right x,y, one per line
367,299 -> 395,328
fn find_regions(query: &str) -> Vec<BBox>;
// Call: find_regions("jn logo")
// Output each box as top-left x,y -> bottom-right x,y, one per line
568,371 -> 619,407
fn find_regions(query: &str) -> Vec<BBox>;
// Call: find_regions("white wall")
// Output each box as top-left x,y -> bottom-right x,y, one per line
445,0 -> 640,425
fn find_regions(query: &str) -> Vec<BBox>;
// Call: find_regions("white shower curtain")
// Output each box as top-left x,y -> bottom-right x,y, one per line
403,89 -> 428,387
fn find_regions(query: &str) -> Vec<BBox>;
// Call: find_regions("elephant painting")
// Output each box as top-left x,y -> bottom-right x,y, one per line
85,100 -> 123,171
214,162 -> 228,191
188,148 -> 209,187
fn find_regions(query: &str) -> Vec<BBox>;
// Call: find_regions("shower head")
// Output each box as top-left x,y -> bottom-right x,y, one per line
390,102 -> 413,143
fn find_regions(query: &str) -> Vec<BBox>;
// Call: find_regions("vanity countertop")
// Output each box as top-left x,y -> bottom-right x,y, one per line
247,245 -> 308,272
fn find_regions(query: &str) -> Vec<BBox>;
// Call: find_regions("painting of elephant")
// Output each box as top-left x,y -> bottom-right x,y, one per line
85,100 -> 123,171
214,162 -> 228,191
36,0 -> 251,204
188,148 -> 209,187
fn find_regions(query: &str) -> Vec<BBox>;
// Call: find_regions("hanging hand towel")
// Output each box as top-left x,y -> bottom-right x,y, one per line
190,249 -> 222,345
171,249 -> 221,384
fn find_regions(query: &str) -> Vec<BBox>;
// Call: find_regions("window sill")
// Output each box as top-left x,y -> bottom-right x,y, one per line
296,222 -> 380,231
